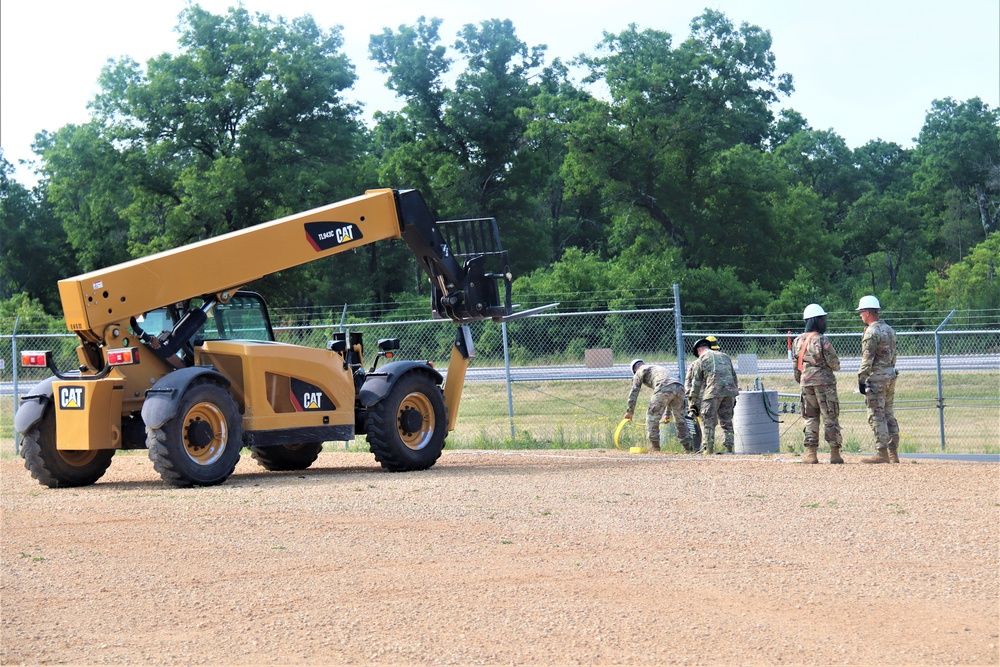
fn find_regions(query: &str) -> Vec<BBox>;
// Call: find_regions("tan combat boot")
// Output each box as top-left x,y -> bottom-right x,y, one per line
829,446 -> 844,464
888,434 -> 900,463
888,448 -> 899,463
802,446 -> 819,464
861,448 -> 890,464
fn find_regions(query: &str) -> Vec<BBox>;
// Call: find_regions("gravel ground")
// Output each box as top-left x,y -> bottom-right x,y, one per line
2,449 -> 998,666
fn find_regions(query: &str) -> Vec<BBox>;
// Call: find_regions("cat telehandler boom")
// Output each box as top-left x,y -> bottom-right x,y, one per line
15,188 -> 515,488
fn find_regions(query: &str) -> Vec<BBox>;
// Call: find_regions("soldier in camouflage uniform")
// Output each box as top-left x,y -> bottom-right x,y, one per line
624,360 -> 692,452
793,304 -> 843,464
685,338 -> 739,454
856,296 -> 900,464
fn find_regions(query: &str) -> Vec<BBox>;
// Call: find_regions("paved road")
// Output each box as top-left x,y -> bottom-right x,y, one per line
1,355 -> 997,395
461,354 -> 1000,382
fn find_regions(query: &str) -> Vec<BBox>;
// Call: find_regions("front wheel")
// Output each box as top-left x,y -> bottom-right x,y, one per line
250,443 -> 323,471
20,408 -> 114,488
365,373 -> 446,472
147,380 -> 242,487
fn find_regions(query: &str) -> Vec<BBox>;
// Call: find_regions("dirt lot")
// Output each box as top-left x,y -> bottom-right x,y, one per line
2,449 -> 998,666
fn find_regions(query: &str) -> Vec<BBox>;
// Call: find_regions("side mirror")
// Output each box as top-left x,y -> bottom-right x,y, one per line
377,338 -> 400,351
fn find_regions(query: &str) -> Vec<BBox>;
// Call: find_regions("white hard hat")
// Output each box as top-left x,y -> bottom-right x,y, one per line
630,358 -> 644,373
856,295 -> 881,310
802,303 -> 827,320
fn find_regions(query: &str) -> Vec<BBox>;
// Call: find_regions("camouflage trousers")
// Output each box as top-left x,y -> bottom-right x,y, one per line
647,384 -> 691,448
865,375 -> 899,450
800,383 -> 842,447
700,396 -> 735,453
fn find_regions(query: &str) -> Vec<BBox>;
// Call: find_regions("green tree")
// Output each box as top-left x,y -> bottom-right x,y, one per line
769,109 -> 810,147
775,129 -> 859,214
0,292 -> 64,332
854,139 -> 912,197
0,154 -> 77,311
370,17 -> 557,276
923,233 -> 1000,309
564,12 -> 795,291
912,98 -> 1000,255
37,5 -> 371,310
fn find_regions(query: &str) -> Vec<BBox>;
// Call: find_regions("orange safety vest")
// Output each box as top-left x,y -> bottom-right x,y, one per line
797,332 -> 818,373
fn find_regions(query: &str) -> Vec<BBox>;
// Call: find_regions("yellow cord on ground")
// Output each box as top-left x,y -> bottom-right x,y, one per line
613,418 -> 632,450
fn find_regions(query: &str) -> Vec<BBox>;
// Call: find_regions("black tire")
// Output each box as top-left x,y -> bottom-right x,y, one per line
250,443 -> 323,471
146,379 -> 242,487
21,408 -> 114,488
365,373 -> 446,472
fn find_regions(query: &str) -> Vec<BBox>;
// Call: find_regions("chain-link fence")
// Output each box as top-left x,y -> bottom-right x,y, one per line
680,328 -> 999,455
3,300 -> 998,457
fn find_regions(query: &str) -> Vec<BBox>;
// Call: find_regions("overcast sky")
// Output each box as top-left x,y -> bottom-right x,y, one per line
2,0 -> 998,185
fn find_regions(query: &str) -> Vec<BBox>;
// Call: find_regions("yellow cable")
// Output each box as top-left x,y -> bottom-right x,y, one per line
613,418 -> 632,450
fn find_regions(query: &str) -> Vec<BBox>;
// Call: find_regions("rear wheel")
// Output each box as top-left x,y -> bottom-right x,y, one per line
147,380 -> 242,487
250,443 -> 323,471
21,409 -> 114,488
365,374 -> 446,472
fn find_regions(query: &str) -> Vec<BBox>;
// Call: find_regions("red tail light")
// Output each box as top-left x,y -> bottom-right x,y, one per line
107,348 -> 140,366
21,351 -> 52,368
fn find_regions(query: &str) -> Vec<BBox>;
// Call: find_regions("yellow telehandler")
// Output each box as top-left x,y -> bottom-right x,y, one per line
15,189 -> 516,487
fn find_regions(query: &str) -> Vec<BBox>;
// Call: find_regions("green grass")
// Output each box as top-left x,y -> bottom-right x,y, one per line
446,372 -> 999,454
3,371 -> 997,458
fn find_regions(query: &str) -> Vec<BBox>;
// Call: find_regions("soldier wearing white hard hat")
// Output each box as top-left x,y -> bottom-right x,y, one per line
855,296 -> 900,463
793,304 -> 843,464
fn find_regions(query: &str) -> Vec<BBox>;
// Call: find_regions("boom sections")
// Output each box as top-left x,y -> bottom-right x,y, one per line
59,190 -> 404,341
58,187 -> 513,346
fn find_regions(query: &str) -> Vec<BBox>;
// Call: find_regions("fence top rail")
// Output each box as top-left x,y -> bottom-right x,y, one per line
682,330 -> 1000,338
528,307 -> 674,318
6,326 -> 996,337
273,307 -> 678,332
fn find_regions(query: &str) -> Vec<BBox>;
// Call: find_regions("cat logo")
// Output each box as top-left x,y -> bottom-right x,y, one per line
302,392 -> 324,410
304,222 -> 364,252
59,386 -> 85,410
290,378 -> 332,411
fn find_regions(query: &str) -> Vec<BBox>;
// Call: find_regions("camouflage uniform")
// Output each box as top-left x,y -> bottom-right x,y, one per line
792,331 -> 842,449
685,350 -> 739,453
627,365 -> 691,450
858,320 -> 899,452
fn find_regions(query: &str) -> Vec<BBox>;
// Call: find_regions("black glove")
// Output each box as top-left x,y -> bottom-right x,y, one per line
858,378 -> 867,394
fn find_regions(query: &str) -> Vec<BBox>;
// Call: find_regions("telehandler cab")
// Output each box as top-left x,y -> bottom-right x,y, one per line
15,189 -> 515,488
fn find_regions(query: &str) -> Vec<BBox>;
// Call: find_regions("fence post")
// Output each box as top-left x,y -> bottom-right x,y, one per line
337,304 -> 348,332
934,310 -> 955,452
11,316 -> 20,455
502,321 -> 515,439
673,284 -> 685,382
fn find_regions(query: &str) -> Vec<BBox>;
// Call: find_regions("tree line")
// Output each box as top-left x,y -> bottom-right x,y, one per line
2,5 -> 998,327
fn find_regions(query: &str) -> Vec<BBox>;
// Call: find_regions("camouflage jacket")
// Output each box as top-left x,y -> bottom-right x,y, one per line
686,350 -> 739,403
626,365 -> 681,414
792,332 -> 841,386
858,320 -> 898,383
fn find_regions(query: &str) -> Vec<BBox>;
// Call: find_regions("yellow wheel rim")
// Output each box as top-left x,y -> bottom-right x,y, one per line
182,402 -> 229,465
398,392 -> 434,451
59,450 -> 100,466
